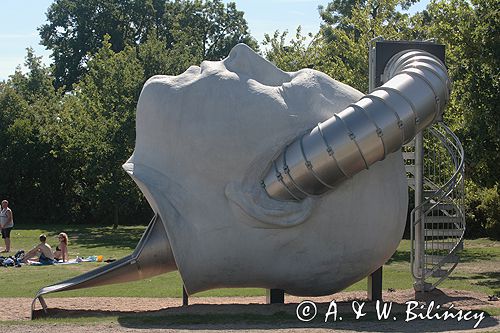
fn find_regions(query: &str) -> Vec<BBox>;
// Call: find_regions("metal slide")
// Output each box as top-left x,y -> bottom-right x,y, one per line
262,49 -> 451,201
31,214 -> 177,318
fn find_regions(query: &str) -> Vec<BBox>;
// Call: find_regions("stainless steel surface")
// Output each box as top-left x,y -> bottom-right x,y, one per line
408,123 -> 465,291
262,50 -> 451,201
368,37 -> 384,93
413,132 -> 425,290
31,214 -> 177,316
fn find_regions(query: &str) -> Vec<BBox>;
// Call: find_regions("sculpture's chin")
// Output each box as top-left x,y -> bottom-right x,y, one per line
122,160 -> 185,272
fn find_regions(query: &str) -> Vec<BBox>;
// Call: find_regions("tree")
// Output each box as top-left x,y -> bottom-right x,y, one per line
412,0 -> 500,238
162,0 -> 256,64
68,36 -> 147,222
320,0 -> 418,32
0,50 -> 71,222
39,0 -> 160,89
318,0 -> 416,92
0,41 -> 148,224
413,0 -> 500,188
39,0 -> 257,89
264,0 -> 416,93
8,49 -> 55,103
263,27 -> 320,72
136,30 -> 178,79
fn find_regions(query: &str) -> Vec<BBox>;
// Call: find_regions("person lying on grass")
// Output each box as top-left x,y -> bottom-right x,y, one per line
53,232 -> 69,262
21,234 -> 55,264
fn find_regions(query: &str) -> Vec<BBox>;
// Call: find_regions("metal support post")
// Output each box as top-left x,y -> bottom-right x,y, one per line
413,132 -> 425,291
368,266 -> 383,301
182,285 -> 189,306
266,289 -> 285,304
366,37 -> 384,302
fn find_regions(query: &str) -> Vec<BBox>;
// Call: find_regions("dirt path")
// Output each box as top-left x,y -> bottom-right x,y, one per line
1,289 -> 499,332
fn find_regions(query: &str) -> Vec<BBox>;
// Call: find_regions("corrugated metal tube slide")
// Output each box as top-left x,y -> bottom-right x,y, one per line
262,50 -> 450,201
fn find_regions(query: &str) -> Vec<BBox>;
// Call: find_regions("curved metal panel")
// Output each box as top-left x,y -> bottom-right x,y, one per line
303,126 -> 344,189
263,50 -> 451,201
31,214 -> 177,317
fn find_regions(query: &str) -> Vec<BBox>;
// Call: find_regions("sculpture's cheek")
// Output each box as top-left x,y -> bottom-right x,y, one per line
126,44 -> 407,296
160,152 -> 407,296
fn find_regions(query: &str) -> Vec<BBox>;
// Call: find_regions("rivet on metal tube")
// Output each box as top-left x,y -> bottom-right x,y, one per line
262,50 -> 451,201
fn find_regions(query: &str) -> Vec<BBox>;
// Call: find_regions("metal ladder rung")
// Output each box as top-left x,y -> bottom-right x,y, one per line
424,215 -> 462,223
425,242 -> 462,250
433,203 -> 456,209
424,229 -> 463,237
424,254 -> 458,264
423,179 -> 441,191
430,269 -> 448,277
424,216 -> 463,224
404,140 -> 415,148
405,165 -> 415,173
423,189 -> 439,197
403,152 -> 415,159
407,123 -> 464,291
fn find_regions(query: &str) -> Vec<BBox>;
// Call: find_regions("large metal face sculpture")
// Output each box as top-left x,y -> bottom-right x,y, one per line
123,44 -> 408,296
34,43 -> 449,308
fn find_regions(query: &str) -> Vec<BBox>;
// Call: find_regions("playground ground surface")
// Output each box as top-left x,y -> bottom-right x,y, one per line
0,225 -> 498,331
1,288 -> 499,332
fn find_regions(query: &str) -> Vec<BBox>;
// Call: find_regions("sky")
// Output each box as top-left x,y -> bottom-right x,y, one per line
0,0 -> 430,81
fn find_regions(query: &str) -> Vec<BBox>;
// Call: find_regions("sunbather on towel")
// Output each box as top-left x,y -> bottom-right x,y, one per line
21,234 -> 55,264
53,232 -> 69,262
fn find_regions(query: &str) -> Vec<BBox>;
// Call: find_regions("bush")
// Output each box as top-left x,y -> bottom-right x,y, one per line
465,182 -> 500,240
477,185 -> 500,239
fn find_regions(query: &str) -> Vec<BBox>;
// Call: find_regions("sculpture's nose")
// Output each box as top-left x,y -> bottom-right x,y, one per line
223,43 -> 291,86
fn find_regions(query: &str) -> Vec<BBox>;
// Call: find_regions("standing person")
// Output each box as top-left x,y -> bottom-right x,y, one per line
53,232 -> 69,262
0,200 -> 14,253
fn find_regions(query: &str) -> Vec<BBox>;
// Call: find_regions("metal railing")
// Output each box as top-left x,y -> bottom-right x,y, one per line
407,122 -> 465,291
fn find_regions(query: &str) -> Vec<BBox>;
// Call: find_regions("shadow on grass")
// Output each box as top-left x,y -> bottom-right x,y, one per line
21,222 -> 149,251
447,276 -> 470,281
32,300 -> 499,332
447,272 -> 500,293
459,249 -> 499,262
470,272 -> 500,290
387,250 -> 411,264
414,288 -> 486,304
64,226 -> 145,250
387,247 -> 497,265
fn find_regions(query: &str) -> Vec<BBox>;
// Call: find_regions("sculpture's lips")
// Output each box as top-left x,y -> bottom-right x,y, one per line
225,181 -> 313,228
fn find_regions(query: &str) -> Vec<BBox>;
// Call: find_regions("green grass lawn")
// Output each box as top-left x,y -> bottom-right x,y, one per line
0,224 -> 498,299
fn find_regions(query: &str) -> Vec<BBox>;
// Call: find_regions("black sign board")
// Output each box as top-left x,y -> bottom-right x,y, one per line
374,40 -> 446,88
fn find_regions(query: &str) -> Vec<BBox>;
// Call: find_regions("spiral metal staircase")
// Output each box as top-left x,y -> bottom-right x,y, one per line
405,123 -> 465,291
368,39 -> 465,292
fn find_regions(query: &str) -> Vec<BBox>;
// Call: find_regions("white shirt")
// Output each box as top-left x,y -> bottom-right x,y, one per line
0,208 -> 13,228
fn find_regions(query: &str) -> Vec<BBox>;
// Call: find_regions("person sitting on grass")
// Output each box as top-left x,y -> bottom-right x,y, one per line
53,232 -> 69,262
21,234 -> 55,265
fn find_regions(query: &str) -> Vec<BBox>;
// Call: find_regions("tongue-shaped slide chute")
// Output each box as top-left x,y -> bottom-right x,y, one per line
31,214 -> 177,318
